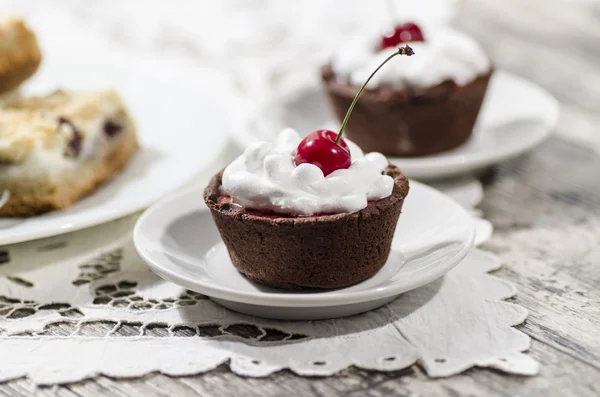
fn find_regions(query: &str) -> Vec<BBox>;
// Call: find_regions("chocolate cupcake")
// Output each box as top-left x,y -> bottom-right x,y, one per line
322,23 -> 492,157
204,129 -> 409,290
205,47 -> 414,289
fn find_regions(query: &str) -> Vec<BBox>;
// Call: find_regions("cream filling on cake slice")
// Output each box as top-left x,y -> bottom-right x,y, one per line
0,89 -> 136,184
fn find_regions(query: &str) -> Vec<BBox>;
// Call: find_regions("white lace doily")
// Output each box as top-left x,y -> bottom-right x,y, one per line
0,174 -> 537,385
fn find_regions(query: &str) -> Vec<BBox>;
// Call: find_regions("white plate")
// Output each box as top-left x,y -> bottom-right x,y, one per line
134,181 -> 475,320
236,70 -> 559,180
0,51 -> 234,246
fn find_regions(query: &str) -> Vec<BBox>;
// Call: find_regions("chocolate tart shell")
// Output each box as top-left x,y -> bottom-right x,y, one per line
204,165 -> 409,290
321,65 -> 493,157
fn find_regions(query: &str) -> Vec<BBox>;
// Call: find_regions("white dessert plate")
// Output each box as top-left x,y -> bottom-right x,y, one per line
134,181 -> 475,321
236,70 -> 559,180
0,51 -> 235,246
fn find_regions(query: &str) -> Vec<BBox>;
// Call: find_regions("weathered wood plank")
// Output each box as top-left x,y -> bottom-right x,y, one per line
67,376 -> 166,397
458,0 -> 600,135
0,380 -> 80,397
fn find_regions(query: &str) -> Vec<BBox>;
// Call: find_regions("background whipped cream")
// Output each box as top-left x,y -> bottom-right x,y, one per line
331,26 -> 491,89
221,129 -> 394,215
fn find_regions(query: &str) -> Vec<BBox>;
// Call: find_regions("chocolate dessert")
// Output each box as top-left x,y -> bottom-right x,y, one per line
323,23 -> 492,157
204,165 -> 408,289
204,46 -> 413,290
322,66 -> 492,157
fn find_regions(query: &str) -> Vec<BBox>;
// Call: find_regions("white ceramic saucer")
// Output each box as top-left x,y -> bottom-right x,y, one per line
236,70 -> 559,180
134,181 -> 475,320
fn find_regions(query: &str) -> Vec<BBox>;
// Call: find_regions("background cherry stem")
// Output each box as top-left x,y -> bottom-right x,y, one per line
335,45 -> 414,144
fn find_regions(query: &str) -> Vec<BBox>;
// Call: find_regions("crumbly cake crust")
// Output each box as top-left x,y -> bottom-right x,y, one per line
0,17 -> 42,93
205,165 -> 409,290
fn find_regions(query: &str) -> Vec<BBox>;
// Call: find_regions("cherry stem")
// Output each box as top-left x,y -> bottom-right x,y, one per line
335,45 -> 414,144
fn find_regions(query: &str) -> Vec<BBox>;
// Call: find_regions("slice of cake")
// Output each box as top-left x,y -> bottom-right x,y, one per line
0,89 -> 139,216
0,16 -> 42,95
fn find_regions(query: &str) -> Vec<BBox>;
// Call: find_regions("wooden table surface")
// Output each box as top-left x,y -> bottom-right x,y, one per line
3,0 -> 600,395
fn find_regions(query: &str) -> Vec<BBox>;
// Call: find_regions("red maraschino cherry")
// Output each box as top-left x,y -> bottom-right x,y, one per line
293,129 -> 351,177
381,22 -> 424,49
294,45 -> 415,176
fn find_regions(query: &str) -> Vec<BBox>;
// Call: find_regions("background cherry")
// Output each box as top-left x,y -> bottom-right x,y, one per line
294,45 -> 415,176
381,22 -> 424,49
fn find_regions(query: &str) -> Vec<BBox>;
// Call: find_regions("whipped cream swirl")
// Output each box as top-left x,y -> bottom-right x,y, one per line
331,26 -> 491,89
221,129 -> 393,215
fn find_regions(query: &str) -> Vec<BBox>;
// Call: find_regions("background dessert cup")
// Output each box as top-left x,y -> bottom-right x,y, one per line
323,25 -> 492,157
322,66 -> 492,157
